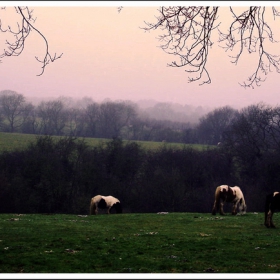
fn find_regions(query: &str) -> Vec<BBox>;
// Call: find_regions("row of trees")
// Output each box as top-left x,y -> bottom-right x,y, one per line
0,90 -> 199,143
3,90 -> 280,150
1,133 -> 280,214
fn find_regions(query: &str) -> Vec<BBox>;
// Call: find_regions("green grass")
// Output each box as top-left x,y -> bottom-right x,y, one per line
0,212 -> 279,273
0,132 -> 212,152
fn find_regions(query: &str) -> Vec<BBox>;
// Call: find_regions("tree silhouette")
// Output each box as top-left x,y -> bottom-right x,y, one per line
0,6 -> 63,76
141,6 -> 280,88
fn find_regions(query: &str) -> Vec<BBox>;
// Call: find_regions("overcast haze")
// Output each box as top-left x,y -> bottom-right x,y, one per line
1,3 -> 280,110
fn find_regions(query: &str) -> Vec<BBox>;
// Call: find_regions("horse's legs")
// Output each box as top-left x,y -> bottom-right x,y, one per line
264,211 -> 269,227
271,212 -> 276,228
219,202 -> 225,215
93,204 -> 98,215
90,201 -> 97,215
232,203 -> 237,215
264,211 -> 270,227
267,210 -> 276,228
264,212 -> 268,227
212,200 -> 217,215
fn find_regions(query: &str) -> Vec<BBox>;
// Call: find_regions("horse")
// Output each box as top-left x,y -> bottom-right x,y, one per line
89,195 -> 122,215
264,191 -> 280,228
211,185 -> 247,215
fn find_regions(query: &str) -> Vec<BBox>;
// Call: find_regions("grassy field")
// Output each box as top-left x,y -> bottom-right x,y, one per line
1,212 -> 280,274
0,132 -> 212,152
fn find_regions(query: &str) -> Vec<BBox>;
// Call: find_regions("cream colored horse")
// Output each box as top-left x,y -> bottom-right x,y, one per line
90,195 -> 122,215
212,185 -> 247,215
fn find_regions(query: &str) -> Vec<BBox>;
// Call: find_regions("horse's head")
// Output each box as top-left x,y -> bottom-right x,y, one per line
97,198 -> 107,209
111,202 -> 122,214
230,186 -> 247,214
218,185 -> 229,197
238,197 -> 247,214
220,185 -> 229,193
227,186 -> 237,200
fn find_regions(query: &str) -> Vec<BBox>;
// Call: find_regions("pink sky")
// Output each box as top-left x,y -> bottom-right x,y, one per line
1,3 -> 280,110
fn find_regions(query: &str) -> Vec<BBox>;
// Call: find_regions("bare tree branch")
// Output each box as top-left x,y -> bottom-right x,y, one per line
142,7 -> 219,86
117,6 -> 123,13
218,7 -> 280,89
142,6 -> 280,88
0,6 -> 63,76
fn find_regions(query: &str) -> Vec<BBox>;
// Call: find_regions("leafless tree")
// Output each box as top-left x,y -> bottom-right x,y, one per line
0,90 -> 34,132
97,101 -> 137,139
197,105 -> 239,145
84,102 -> 100,137
37,99 -> 67,135
141,6 -> 280,88
222,102 -> 280,161
0,6 -> 62,76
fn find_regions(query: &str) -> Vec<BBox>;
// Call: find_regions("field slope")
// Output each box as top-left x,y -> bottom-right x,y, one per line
0,132 -> 212,152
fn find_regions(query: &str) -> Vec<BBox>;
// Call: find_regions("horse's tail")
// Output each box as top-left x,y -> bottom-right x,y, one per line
239,197 -> 247,213
265,193 -> 273,213
212,187 -> 221,215
114,202 -> 123,214
265,193 -> 273,225
89,198 -> 96,215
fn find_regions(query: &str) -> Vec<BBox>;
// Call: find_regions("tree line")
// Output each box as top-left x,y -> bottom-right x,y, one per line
1,91 -> 280,150
0,90 -> 206,143
1,90 -> 280,150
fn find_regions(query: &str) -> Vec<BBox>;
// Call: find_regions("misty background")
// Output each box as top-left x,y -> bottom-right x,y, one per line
1,5 -> 280,110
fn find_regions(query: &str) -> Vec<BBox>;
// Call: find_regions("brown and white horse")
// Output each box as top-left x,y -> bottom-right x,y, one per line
264,191 -> 280,228
212,185 -> 247,215
89,195 -> 122,215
